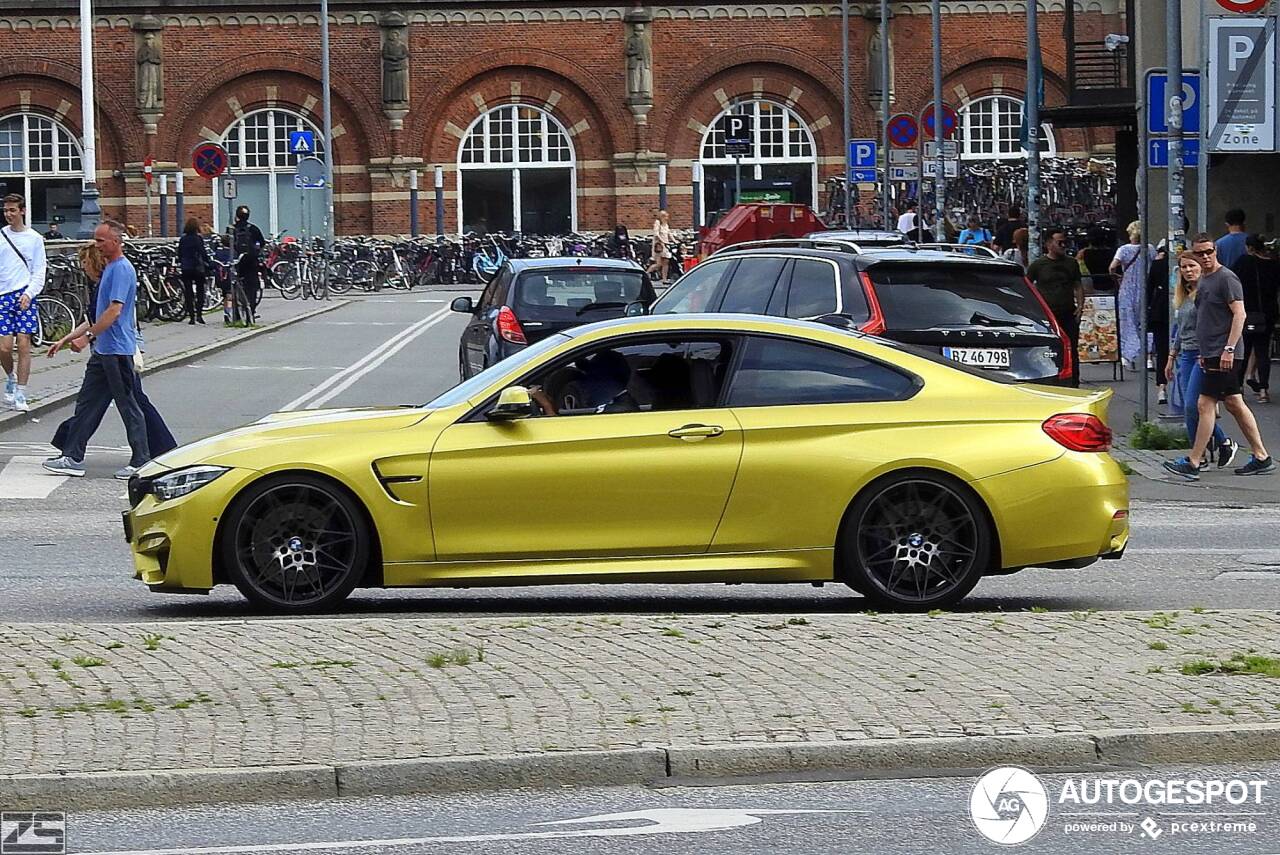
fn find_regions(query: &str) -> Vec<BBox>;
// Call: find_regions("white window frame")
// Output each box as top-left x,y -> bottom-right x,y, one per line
0,113 -> 84,210
697,99 -> 818,227
214,109 -> 326,235
957,95 -> 1057,161
457,104 -> 577,234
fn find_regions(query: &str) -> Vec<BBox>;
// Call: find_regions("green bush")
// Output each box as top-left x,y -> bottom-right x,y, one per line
1128,415 -> 1189,450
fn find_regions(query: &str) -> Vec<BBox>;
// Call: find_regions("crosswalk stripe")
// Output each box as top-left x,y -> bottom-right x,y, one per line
0,456 -> 70,499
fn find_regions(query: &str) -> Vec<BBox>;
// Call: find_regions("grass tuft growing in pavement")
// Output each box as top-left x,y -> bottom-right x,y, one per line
1181,653 -> 1280,678
71,656 -> 106,668
141,633 -> 166,651
1148,641 -> 1169,651
1128,416 -> 1189,450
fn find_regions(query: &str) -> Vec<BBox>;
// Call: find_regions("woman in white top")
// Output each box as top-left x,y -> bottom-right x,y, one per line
1107,220 -> 1155,369
645,209 -> 673,283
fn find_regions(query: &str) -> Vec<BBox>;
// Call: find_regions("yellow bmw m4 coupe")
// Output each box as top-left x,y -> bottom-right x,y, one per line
124,315 -> 1129,613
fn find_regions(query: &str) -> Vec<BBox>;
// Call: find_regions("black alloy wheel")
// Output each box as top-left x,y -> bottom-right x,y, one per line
222,475 -> 370,612
840,473 -> 990,610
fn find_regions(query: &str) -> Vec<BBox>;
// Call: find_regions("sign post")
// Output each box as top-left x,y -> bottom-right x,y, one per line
144,155 -> 154,237
720,114 -> 753,207
175,169 -> 185,237
159,173 -> 168,238
409,168 -> 419,237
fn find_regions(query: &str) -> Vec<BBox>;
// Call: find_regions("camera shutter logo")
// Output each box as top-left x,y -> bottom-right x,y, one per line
970,766 -> 1049,845
1,812 -> 65,855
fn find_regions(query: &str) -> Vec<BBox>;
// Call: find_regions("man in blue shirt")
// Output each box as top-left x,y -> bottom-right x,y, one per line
1216,208 -> 1248,269
43,221 -> 150,479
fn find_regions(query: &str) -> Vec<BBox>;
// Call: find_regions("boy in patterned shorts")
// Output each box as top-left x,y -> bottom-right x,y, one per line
0,193 -> 48,413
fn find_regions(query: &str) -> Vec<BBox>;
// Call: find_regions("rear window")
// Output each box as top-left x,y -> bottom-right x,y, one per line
513,269 -> 646,320
867,264 -> 1053,332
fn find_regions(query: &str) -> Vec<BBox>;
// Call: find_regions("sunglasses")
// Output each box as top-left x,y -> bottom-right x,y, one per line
1191,247 -> 1216,256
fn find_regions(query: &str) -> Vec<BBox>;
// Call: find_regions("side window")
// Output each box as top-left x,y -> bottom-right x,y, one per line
530,338 -> 732,415
726,336 -> 915,407
784,259 -> 839,318
719,258 -> 788,314
652,260 -> 735,314
479,267 -> 512,310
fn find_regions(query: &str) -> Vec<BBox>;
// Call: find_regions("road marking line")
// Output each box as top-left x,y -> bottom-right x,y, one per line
305,308 -> 456,409
0,456 -> 66,499
282,306 -> 451,411
184,365 -> 348,372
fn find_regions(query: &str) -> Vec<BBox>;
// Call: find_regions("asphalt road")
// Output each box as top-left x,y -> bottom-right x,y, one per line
0,293 -> 1277,622
59,763 -> 1280,854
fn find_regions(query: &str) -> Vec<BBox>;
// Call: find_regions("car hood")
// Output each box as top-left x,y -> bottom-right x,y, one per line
142,406 -> 432,474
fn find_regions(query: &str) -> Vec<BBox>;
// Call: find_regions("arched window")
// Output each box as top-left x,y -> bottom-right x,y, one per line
0,114 -> 84,234
458,105 -> 575,234
698,99 -> 817,224
214,109 -> 327,238
956,96 -> 1056,160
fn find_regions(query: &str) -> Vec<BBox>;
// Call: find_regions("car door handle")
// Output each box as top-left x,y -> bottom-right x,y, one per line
668,424 -> 724,441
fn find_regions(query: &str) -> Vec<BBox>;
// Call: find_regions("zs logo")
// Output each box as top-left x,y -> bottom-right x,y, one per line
0,812 -> 65,855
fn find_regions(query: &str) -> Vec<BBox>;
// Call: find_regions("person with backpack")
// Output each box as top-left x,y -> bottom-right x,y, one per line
178,217 -> 213,325
957,215 -> 993,253
230,205 -> 265,322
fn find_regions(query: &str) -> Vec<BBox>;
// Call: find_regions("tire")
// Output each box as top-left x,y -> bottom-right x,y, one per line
220,474 -> 371,613
273,262 -> 302,300
34,297 -> 76,347
837,471 -> 991,611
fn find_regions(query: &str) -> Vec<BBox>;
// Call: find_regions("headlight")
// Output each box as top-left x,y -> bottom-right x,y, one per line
150,465 -> 229,501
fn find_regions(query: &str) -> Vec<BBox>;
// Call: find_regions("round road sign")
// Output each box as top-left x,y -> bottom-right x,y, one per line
192,142 -> 229,179
920,103 -> 959,140
888,113 -> 919,148
1215,0 -> 1267,12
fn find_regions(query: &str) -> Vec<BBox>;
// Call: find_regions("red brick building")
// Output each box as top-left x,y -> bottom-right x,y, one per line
0,1 -> 1120,237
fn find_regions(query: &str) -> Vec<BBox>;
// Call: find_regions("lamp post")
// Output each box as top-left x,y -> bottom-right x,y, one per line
409,168 -> 419,237
320,0 -> 336,296
77,0 -> 101,238
841,0 -> 852,226
930,0 -> 945,238
435,166 -> 445,236
1026,0 -> 1042,261
880,0 -> 891,228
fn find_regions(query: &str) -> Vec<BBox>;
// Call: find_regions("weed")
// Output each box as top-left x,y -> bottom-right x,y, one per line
131,698 -> 155,712
142,634 -> 165,651
170,700 -> 193,710
1148,641 -> 1169,651
426,653 -> 448,669
705,621 -> 726,629
1180,660 -> 1217,676
1117,461 -> 1135,475
1129,416 -> 1189,450
927,609 -> 944,618
1180,701 -> 1209,714
308,659 -> 354,669
449,649 -> 471,666
990,701 -> 1005,710
71,656 -> 106,668
660,628 -> 685,638
599,617 -> 623,626
17,707 -> 37,718
56,634 -> 77,643
48,659 -> 63,670
657,705 -> 676,713
671,689 -> 696,697
1177,627 -> 1197,636
624,715 -> 642,726
1191,606 -> 1207,615
773,712 -> 797,718
816,633 -> 834,640
786,617 -> 810,626
1144,613 -> 1176,630
269,661 -> 300,669
104,641 -> 125,650
862,610 -> 879,617
1206,699 -> 1221,707
1029,606 -> 1049,614
1147,666 -> 1165,674
706,672 -> 726,678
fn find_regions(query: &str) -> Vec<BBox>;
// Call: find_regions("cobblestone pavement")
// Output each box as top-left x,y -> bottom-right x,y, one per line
1,610 -> 1278,776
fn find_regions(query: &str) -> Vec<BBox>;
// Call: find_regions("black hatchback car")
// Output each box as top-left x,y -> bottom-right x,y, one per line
452,257 -> 656,379
645,241 -> 1072,384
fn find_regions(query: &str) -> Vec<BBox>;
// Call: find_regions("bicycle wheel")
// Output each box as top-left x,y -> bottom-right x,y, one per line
325,260 -> 353,295
272,261 -> 302,300
35,297 -> 76,347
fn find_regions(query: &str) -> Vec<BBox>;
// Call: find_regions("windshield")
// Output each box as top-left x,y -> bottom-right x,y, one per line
867,265 -> 1052,332
424,334 -> 571,408
514,269 -> 646,320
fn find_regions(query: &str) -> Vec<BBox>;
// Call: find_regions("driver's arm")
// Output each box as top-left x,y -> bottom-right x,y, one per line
528,385 -> 557,416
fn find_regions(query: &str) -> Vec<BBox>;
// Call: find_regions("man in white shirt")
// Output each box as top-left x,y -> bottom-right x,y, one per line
0,193 -> 47,413
896,200 -> 918,235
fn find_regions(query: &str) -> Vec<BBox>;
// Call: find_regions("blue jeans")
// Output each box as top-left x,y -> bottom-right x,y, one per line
1176,350 -> 1228,451
62,353 -> 151,467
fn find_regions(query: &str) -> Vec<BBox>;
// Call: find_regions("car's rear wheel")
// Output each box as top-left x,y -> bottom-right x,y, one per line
221,475 -> 369,612
838,472 -> 990,610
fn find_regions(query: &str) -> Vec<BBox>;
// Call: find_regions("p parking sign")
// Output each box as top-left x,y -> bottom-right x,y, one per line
718,114 -> 754,157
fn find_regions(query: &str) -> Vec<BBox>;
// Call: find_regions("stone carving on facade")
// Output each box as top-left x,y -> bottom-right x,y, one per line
133,15 -> 164,134
624,7 -> 653,124
867,16 -> 894,109
380,11 -> 410,130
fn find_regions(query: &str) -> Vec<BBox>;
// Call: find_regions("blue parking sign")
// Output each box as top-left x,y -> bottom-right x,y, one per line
288,130 -> 316,155
1147,72 -> 1200,135
849,139 -> 877,168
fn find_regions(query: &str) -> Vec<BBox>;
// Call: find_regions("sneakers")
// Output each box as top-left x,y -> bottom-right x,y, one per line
1162,457 -> 1201,481
10,389 -> 28,412
1157,389 -> 1168,405
113,465 -> 139,481
1235,455 -> 1277,476
1216,438 -> 1240,469
42,456 -> 86,477
2,374 -> 13,405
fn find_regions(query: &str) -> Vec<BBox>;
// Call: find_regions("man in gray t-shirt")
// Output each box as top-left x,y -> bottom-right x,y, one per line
1164,234 -> 1274,479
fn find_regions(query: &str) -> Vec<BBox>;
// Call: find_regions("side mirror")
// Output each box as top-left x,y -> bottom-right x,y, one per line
487,386 -> 534,421
624,301 -> 648,317
450,296 -> 474,314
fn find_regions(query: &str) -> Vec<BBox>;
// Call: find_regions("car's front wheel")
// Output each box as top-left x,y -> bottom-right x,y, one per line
221,474 -> 370,612
838,472 -> 990,611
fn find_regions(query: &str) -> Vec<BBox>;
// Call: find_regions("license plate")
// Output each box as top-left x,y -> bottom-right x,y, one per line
122,511 -> 133,544
942,347 -> 1011,369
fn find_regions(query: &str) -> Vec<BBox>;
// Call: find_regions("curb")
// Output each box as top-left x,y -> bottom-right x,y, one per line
4,723 -> 1279,810
0,300 -> 347,428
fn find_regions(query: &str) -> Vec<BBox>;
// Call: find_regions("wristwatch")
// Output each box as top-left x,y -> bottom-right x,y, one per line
1223,345 -> 1236,353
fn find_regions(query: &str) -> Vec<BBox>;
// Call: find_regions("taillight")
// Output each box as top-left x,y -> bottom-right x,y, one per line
858,271 -> 886,335
1023,276 -> 1073,381
1042,413 -> 1112,452
496,306 -> 526,344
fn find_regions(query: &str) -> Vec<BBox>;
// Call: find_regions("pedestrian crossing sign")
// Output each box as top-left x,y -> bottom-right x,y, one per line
289,131 -> 315,154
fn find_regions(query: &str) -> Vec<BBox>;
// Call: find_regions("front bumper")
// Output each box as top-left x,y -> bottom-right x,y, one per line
123,467 -> 258,592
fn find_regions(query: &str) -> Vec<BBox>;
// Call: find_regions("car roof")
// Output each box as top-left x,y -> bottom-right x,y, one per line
507,257 -> 643,273
711,245 -> 1016,269
562,312 -> 854,339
